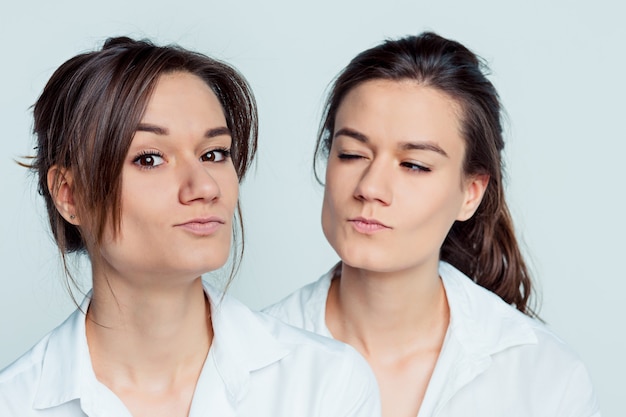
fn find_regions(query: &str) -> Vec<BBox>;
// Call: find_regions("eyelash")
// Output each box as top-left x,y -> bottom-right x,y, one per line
401,162 -> 431,173
132,147 -> 232,170
201,147 -> 231,163
337,153 -> 363,160
337,153 -> 431,173
133,150 -> 164,169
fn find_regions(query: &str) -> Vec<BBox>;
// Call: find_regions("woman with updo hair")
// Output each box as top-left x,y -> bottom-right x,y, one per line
0,36 -> 380,417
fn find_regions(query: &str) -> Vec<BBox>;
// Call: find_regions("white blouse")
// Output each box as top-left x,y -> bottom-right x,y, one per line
264,261 -> 601,417
0,282 -> 381,416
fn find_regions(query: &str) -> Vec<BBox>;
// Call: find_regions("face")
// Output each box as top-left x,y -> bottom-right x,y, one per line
95,71 -> 239,285
321,79 -> 487,274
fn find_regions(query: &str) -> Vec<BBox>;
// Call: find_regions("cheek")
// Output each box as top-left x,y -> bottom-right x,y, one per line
324,159 -> 351,200
321,165 -> 346,218
321,188 -> 333,237
321,181 -> 342,243
220,168 -> 240,212
435,188 -> 467,229
402,177 -> 465,227
119,185 -> 158,222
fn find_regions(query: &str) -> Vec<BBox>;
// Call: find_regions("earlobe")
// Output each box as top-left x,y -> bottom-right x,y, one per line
47,166 -> 80,225
457,174 -> 489,221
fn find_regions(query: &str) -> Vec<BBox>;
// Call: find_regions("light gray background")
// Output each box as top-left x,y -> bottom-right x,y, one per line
0,0 -> 622,414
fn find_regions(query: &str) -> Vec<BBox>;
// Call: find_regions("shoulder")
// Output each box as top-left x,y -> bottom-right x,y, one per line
504,312 -> 598,410
262,269 -> 333,333
439,262 -> 599,414
256,311 -> 381,415
256,308 -> 350,356
0,336 -> 49,381
205,283 -> 381,416
0,333 -> 51,413
0,306 -> 88,415
208,278 -> 359,361
442,261 -> 587,361
488,317 -> 599,415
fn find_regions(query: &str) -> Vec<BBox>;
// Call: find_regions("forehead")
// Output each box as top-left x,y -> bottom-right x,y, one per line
142,71 -> 224,119
335,79 -> 464,150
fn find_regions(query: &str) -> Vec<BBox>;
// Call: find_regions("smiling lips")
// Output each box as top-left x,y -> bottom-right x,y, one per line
348,217 -> 390,234
175,217 -> 225,236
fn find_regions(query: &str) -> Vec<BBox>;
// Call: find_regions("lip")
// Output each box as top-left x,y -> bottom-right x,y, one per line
348,217 -> 391,234
175,217 -> 225,236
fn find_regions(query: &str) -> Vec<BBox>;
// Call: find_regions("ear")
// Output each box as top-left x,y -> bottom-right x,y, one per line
456,174 -> 489,221
47,166 -> 80,225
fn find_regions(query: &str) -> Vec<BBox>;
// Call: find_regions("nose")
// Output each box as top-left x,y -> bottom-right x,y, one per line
178,158 -> 221,204
353,157 -> 392,205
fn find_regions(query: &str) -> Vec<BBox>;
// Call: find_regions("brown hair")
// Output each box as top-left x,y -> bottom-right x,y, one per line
29,36 -> 257,289
315,32 -> 537,317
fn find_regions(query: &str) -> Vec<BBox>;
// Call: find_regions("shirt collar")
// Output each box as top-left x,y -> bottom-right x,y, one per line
418,262 -> 539,416
33,282 -> 292,411
313,262 -> 537,357
439,261 -> 537,358
33,294 -> 93,410
203,282 -> 291,404
304,272 -> 334,338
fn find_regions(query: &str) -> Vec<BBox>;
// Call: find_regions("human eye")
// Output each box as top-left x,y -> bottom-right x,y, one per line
338,154 -> 362,160
132,150 -> 165,169
201,147 -> 231,163
401,161 -> 431,173
337,152 -> 365,161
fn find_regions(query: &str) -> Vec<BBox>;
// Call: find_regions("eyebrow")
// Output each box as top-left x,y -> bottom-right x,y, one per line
334,127 -> 449,158
136,123 -> 231,138
399,141 -> 448,157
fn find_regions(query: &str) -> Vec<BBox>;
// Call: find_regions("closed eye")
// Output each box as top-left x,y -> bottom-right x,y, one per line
338,153 -> 365,160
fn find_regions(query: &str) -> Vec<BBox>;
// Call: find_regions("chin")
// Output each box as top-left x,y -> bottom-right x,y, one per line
336,246 -> 394,273
191,258 -> 231,275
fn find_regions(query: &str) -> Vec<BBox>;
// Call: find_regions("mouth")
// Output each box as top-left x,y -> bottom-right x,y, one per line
175,217 -> 225,236
348,217 -> 391,234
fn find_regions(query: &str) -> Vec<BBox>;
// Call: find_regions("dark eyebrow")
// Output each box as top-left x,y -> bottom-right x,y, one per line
334,127 -> 369,143
136,124 -> 231,138
399,142 -> 448,158
136,123 -> 168,135
335,127 -> 449,158
205,126 -> 231,138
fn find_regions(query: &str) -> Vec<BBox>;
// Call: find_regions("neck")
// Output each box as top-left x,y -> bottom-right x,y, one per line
326,259 -> 449,358
86,269 -> 212,391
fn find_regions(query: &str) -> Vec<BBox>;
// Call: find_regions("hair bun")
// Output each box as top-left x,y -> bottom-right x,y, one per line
102,36 -> 147,50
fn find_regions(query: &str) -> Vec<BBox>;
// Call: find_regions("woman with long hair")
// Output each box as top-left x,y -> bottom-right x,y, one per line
266,32 -> 599,417
0,36 -> 379,416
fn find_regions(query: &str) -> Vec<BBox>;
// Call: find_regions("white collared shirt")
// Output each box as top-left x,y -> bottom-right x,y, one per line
264,261 -> 601,417
0,282 -> 381,416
